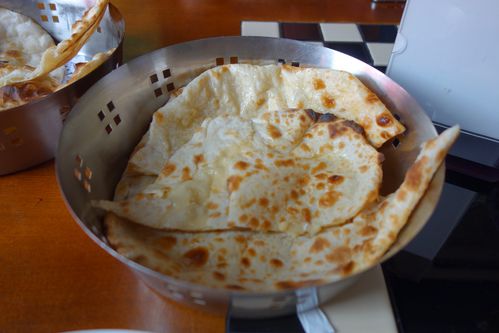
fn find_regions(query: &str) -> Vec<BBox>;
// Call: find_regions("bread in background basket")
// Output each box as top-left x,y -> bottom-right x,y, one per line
0,0 -> 109,110
0,0 -> 124,175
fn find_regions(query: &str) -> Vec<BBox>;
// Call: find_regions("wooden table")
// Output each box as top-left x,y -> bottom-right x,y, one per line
0,1 -> 402,332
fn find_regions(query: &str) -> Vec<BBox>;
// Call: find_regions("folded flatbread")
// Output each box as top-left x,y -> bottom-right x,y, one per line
127,64 -> 405,176
0,7 -> 64,110
104,126 -> 459,291
0,7 -> 63,82
0,1 -> 112,110
97,109 -> 384,235
94,62 -> 457,291
0,0 -> 109,88
0,64 -> 59,110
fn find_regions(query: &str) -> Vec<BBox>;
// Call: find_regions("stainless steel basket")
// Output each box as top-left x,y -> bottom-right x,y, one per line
56,36 -> 445,318
0,0 -> 124,175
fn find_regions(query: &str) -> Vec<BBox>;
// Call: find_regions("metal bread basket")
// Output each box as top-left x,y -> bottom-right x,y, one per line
56,37 -> 445,318
0,0 -> 124,175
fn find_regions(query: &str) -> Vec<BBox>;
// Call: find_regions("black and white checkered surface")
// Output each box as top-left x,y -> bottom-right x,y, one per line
241,21 -> 399,73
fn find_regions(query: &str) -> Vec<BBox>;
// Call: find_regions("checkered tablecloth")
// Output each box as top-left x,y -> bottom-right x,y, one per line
241,21 -> 399,73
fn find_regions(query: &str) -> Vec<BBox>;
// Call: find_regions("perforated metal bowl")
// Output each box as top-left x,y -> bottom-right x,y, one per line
56,36 -> 445,318
0,0 -> 124,175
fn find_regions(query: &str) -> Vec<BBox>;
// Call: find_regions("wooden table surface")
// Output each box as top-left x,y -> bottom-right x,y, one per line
0,1 -> 402,332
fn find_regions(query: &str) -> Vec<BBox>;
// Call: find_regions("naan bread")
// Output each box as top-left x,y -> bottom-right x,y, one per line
0,7 -> 53,67
0,2 -> 111,110
97,109 -> 383,235
93,61 -> 456,291
0,0 -> 109,88
0,7 -> 63,83
128,64 -> 405,176
104,126 -> 459,291
0,64 -> 59,111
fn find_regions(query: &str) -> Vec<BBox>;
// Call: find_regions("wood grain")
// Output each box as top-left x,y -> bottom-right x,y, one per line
0,161 -> 224,332
0,1 -> 402,332
112,0 -> 403,61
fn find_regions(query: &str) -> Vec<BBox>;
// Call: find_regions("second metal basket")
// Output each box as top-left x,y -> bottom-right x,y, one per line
0,0 -> 124,175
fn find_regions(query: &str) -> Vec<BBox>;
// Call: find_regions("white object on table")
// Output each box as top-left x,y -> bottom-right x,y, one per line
320,265 -> 397,333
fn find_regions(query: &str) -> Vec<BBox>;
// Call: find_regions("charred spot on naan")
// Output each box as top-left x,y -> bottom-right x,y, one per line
325,246 -> 352,265
212,271 -> 225,281
327,120 -> 365,140
404,156 -> 429,191
226,284 -> 246,291
318,190 -> 341,208
365,91 -> 379,104
321,93 -> 336,108
275,279 -> 324,290
358,225 -> 378,237
227,175 -> 243,193
310,237 -> 331,253
317,113 -> 338,123
281,64 -> 301,72
313,78 -> 326,90
182,247 -> 209,267
153,236 -> 177,250
241,257 -> 251,268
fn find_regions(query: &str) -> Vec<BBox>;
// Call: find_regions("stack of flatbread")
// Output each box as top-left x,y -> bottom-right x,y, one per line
96,64 -> 459,291
0,0 -> 111,111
